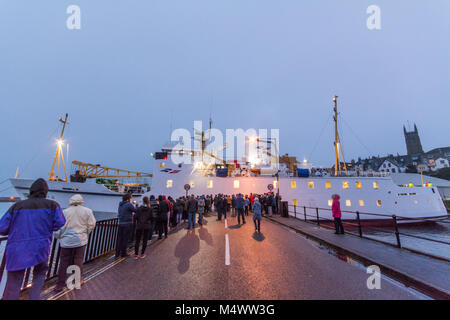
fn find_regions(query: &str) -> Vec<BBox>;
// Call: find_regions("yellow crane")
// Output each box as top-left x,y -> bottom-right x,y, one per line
71,160 -> 152,180
49,114 -> 69,181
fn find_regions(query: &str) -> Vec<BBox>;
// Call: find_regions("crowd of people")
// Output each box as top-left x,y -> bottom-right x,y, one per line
117,192 -> 282,260
0,177 -> 346,300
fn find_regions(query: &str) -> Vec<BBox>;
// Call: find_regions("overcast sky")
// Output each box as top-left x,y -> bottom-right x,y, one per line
0,1 -> 449,180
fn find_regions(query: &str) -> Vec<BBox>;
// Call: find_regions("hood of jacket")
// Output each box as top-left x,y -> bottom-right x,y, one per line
29,178 -> 49,198
69,194 -> 84,206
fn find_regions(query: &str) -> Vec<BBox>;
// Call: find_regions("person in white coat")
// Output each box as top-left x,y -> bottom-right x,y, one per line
54,194 -> 96,291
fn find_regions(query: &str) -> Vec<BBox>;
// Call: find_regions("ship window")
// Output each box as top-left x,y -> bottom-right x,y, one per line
308,181 -> 314,189
328,199 -> 333,206
342,181 -> 349,189
376,200 -> 382,207
273,181 -> 278,189
160,162 -> 165,168
234,180 -> 240,189
355,181 -> 362,189
291,180 -> 297,189
207,180 -> 213,189
359,200 -> 365,207
325,181 -> 331,189
166,180 -> 173,188
293,199 -> 298,206
189,180 -> 195,188
373,181 -> 379,190
345,200 -> 351,207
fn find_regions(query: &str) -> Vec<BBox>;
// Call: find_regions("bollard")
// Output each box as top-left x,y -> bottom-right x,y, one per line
392,215 -> 401,248
294,205 -> 297,219
316,208 -> 320,226
356,211 -> 362,238
304,206 -> 307,221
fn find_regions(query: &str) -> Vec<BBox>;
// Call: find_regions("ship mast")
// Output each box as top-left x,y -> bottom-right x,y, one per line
333,96 -> 348,176
49,113 -> 69,182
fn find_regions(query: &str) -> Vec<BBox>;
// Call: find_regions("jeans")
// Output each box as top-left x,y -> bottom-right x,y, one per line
176,213 -> 182,223
253,218 -> 261,232
57,246 -> 86,289
135,229 -> 150,255
116,224 -> 132,257
198,212 -> 203,225
245,206 -> 249,216
237,208 -> 245,224
334,218 -> 345,234
159,220 -> 168,238
188,213 -> 196,229
3,261 -> 49,300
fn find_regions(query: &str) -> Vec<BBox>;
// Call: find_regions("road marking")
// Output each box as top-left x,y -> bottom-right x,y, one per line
47,257 -> 126,300
225,219 -> 228,228
225,233 -> 230,266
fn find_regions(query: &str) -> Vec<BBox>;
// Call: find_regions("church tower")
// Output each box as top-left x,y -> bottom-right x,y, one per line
403,123 -> 424,155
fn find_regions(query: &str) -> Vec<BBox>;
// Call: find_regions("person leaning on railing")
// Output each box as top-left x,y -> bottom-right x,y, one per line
53,194 -> 96,292
0,178 -> 66,300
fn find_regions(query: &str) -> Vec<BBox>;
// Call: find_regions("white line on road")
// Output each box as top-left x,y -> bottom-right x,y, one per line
225,219 -> 228,228
225,233 -> 230,266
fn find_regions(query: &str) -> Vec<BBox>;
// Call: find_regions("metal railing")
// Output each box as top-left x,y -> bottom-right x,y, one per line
0,218 -> 121,296
286,204 -> 450,260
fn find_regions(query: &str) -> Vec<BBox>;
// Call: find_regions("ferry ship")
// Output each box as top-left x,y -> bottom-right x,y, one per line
145,97 -> 448,224
1,114 -> 151,215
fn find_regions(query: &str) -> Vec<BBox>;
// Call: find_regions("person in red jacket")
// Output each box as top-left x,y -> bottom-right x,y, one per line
331,194 -> 344,234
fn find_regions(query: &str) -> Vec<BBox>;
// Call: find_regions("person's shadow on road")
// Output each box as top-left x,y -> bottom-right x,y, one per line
198,226 -> 213,246
174,229 -> 200,274
252,232 -> 265,242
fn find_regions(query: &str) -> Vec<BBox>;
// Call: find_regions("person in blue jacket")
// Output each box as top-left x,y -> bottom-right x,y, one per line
235,193 -> 246,225
0,178 -> 66,300
115,193 -> 136,258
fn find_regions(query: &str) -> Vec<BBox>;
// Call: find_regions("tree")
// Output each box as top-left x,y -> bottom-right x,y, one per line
405,164 -> 417,173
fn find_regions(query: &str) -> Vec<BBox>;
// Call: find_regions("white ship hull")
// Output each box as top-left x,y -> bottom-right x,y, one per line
8,178 -> 124,215
145,159 -> 449,223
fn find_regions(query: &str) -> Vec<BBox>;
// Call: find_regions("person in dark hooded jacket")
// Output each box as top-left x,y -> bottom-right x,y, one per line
115,193 -> 136,257
134,196 -> 152,258
158,195 -> 169,239
0,178 -> 66,300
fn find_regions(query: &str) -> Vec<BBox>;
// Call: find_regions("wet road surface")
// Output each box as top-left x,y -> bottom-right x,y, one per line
58,215 -> 425,300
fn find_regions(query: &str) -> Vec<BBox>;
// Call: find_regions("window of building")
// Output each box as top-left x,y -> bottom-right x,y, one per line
293,199 -> 298,206
376,200 -> 382,207
234,180 -> 240,189
345,200 -> 351,207
207,180 -> 213,189
308,181 -> 314,189
166,180 -> 173,188
328,199 -> 333,206
359,200 -> 365,207
342,181 -> 349,189
373,181 -> 379,190
291,180 -> 296,189
189,180 -> 195,188
388,163 -> 391,168
325,181 -> 332,189
355,181 -> 362,189
392,168 -> 396,173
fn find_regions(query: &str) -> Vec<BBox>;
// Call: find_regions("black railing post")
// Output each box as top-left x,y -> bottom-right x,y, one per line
356,211 -> 363,238
304,206 -> 307,221
392,215 -> 401,248
316,207 -> 320,226
294,205 -> 297,219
